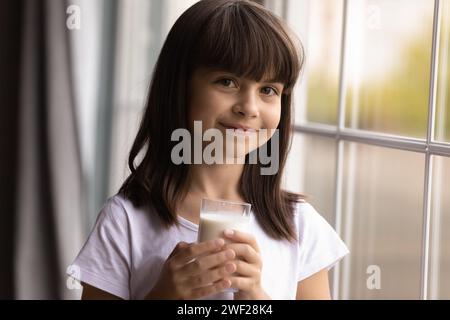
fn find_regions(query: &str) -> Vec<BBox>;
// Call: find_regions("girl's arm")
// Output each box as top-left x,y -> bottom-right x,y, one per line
296,268 -> 332,300
80,282 -> 123,300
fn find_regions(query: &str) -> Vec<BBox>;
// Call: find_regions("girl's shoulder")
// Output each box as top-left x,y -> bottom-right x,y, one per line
96,193 -> 150,227
291,200 -> 333,237
293,200 -> 350,281
106,193 -> 133,211
99,193 -> 131,218
292,198 -> 315,218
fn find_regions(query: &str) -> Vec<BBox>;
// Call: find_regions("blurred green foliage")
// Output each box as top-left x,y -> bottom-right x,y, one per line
305,21 -> 450,141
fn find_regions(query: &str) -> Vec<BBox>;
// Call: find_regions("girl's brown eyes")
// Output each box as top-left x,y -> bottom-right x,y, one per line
216,78 -> 237,88
216,78 -> 279,96
261,87 -> 278,96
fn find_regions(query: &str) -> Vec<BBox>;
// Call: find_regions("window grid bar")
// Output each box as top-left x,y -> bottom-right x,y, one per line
427,1 -> 441,146
421,155 -> 433,300
421,0 -> 441,301
294,124 -> 450,157
331,0 -> 349,300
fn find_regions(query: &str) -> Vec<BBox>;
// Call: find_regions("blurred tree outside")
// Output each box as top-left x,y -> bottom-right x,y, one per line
305,13 -> 450,141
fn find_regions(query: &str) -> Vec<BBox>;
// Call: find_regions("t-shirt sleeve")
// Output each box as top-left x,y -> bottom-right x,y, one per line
296,203 -> 350,282
67,196 -> 131,299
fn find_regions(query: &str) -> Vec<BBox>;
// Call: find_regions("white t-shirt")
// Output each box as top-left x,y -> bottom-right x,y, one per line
68,194 -> 349,300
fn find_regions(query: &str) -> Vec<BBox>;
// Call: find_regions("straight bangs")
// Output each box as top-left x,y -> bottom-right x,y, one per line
190,1 -> 303,93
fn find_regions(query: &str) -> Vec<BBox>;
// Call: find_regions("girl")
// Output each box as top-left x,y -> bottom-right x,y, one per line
70,0 -> 349,300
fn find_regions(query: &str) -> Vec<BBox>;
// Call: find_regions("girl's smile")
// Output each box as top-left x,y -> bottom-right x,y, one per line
218,122 -> 257,136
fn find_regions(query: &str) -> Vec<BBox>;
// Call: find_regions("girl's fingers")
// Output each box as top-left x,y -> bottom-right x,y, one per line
171,239 -> 225,269
231,259 -> 259,278
223,229 -> 260,253
226,276 -> 254,293
168,241 -> 189,259
181,249 -> 236,276
189,279 -> 232,299
184,262 -> 237,289
223,243 -> 260,265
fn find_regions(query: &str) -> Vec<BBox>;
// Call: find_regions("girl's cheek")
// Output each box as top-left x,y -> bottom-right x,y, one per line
195,92 -> 224,114
263,108 -> 281,130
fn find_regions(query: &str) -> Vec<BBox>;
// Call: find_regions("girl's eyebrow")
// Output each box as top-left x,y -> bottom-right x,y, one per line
260,78 -> 285,90
209,70 -> 284,86
262,79 -> 285,87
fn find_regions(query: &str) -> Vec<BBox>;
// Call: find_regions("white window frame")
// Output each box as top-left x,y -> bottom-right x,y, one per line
281,0 -> 449,299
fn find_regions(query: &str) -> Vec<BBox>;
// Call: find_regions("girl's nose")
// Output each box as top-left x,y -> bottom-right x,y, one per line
232,90 -> 259,118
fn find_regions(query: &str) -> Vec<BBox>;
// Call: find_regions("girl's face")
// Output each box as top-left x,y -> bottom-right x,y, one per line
188,67 -> 284,159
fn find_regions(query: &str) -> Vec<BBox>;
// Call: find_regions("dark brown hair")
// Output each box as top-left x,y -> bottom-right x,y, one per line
119,0 -> 305,242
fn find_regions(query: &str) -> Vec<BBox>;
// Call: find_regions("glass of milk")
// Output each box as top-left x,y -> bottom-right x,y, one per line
198,198 -> 251,242
197,198 -> 251,293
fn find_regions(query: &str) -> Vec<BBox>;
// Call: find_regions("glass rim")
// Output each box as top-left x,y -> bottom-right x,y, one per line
200,197 -> 251,208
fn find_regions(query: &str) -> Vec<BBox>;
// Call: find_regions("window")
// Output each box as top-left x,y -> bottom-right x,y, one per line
283,0 -> 450,299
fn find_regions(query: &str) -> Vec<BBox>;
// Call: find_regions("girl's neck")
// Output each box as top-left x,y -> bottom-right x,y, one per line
187,163 -> 245,201
176,163 -> 246,225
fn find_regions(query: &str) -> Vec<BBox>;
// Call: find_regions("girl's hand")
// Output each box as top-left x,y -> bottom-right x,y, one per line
222,229 -> 271,300
146,239 -> 237,300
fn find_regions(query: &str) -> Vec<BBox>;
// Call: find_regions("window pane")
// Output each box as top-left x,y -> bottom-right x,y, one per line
339,142 -> 424,299
428,156 -> 450,299
435,1 -> 450,143
295,0 -> 344,125
284,134 -> 337,225
345,0 -> 434,138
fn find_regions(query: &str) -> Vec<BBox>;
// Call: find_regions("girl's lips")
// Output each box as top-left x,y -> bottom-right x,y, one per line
219,124 -> 257,136
230,128 -> 256,136
219,122 -> 257,133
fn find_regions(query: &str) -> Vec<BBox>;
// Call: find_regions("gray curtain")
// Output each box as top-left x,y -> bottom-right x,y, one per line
0,0 -> 84,299
0,0 -> 23,300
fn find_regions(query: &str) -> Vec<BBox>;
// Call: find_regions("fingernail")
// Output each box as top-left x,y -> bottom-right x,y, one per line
215,238 -> 225,246
224,229 -> 234,237
225,250 -> 235,259
225,263 -> 235,273
222,280 -> 231,288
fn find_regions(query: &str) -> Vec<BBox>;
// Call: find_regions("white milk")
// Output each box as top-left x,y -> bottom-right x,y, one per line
197,212 -> 250,294
198,212 -> 250,242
